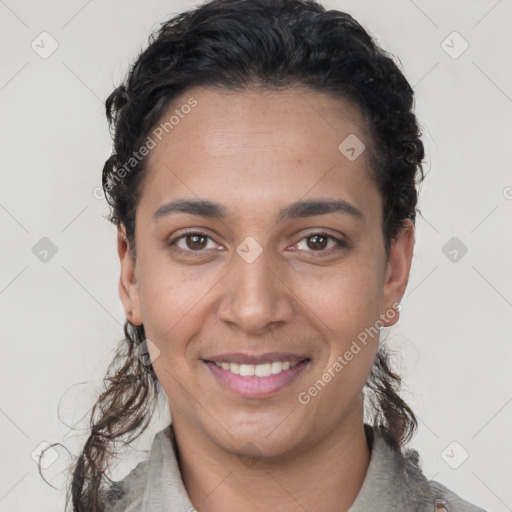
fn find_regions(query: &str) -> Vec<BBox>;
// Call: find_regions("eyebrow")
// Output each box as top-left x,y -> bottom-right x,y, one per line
152,198 -> 363,222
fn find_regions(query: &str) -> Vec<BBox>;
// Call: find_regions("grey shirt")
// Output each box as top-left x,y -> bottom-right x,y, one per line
105,424 -> 487,512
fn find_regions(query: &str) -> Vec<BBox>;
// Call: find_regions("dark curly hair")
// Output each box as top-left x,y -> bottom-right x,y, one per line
67,0 -> 425,509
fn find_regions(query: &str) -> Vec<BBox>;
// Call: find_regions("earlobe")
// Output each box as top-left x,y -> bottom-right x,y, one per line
117,226 -> 143,325
381,219 -> 415,327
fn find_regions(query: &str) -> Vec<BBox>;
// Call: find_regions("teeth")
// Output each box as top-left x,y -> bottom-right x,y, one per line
239,364 -> 255,376
271,361 -> 282,374
213,360 -> 300,376
255,363 -> 271,377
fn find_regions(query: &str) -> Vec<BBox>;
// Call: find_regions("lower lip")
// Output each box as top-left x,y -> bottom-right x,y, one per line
204,360 -> 310,397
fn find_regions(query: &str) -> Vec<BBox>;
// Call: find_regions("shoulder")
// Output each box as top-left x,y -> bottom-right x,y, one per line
104,459 -> 149,512
103,424 -> 187,512
352,426 -> 488,512
399,442 -> 487,512
426,478 -> 487,512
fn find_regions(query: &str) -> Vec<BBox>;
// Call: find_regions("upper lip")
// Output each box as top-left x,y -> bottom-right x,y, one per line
203,352 -> 310,365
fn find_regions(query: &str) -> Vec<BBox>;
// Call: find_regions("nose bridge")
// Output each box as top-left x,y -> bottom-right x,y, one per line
217,241 -> 293,333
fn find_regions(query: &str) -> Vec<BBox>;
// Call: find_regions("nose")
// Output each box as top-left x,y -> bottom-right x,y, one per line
217,245 -> 295,335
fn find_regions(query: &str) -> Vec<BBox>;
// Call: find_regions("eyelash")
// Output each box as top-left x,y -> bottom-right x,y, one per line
167,231 -> 348,257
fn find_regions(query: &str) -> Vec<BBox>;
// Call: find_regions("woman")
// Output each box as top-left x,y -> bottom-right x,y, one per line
69,0 -> 487,510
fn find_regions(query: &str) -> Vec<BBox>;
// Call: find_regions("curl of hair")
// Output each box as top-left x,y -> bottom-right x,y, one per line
71,323 -> 157,511
363,345 -> 418,449
72,0 -> 424,508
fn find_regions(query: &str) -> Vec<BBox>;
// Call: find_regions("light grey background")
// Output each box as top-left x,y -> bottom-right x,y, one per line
1,0 -> 511,510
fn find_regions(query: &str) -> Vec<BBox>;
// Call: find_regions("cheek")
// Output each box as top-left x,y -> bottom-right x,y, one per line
296,269 -> 381,419
138,259 -> 218,339
139,263 -> 212,399
293,259 -> 384,335
294,261 -> 382,387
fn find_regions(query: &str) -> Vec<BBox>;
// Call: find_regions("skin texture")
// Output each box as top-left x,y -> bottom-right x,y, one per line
117,86 -> 415,512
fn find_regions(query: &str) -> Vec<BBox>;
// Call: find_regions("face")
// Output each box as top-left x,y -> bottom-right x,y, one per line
118,86 -> 414,458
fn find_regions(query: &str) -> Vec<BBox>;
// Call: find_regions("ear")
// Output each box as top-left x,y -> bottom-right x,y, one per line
117,225 -> 143,326
380,219 -> 415,327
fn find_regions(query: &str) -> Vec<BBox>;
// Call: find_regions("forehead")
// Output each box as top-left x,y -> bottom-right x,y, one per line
148,85 -> 369,160
138,86 -> 380,227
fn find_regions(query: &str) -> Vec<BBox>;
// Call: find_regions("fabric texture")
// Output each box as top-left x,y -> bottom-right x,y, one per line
104,424 -> 486,512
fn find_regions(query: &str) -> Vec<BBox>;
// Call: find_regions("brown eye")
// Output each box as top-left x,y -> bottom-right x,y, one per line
170,232 -> 219,254
185,233 -> 208,250
306,234 -> 328,250
295,232 -> 346,254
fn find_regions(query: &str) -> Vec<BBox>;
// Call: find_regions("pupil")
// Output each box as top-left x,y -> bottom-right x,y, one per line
188,234 -> 206,250
308,235 -> 327,250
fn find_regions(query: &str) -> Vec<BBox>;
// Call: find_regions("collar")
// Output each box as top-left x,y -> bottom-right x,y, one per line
106,423 -> 433,512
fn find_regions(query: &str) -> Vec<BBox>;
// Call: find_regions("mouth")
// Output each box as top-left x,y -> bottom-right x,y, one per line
202,353 -> 311,397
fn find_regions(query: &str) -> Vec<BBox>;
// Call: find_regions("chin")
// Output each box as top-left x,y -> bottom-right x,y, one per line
206,412 -> 311,460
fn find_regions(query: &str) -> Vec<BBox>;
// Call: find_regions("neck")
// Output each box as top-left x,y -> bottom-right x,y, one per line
172,409 -> 371,512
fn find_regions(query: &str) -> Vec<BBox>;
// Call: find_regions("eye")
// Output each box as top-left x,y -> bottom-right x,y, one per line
169,232 -> 220,254
295,232 -> 347,254
167,231 -> 347,257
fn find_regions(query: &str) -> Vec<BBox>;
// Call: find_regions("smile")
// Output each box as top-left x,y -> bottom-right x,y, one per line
204,357 -> 310,397
212,360 -> 299,376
